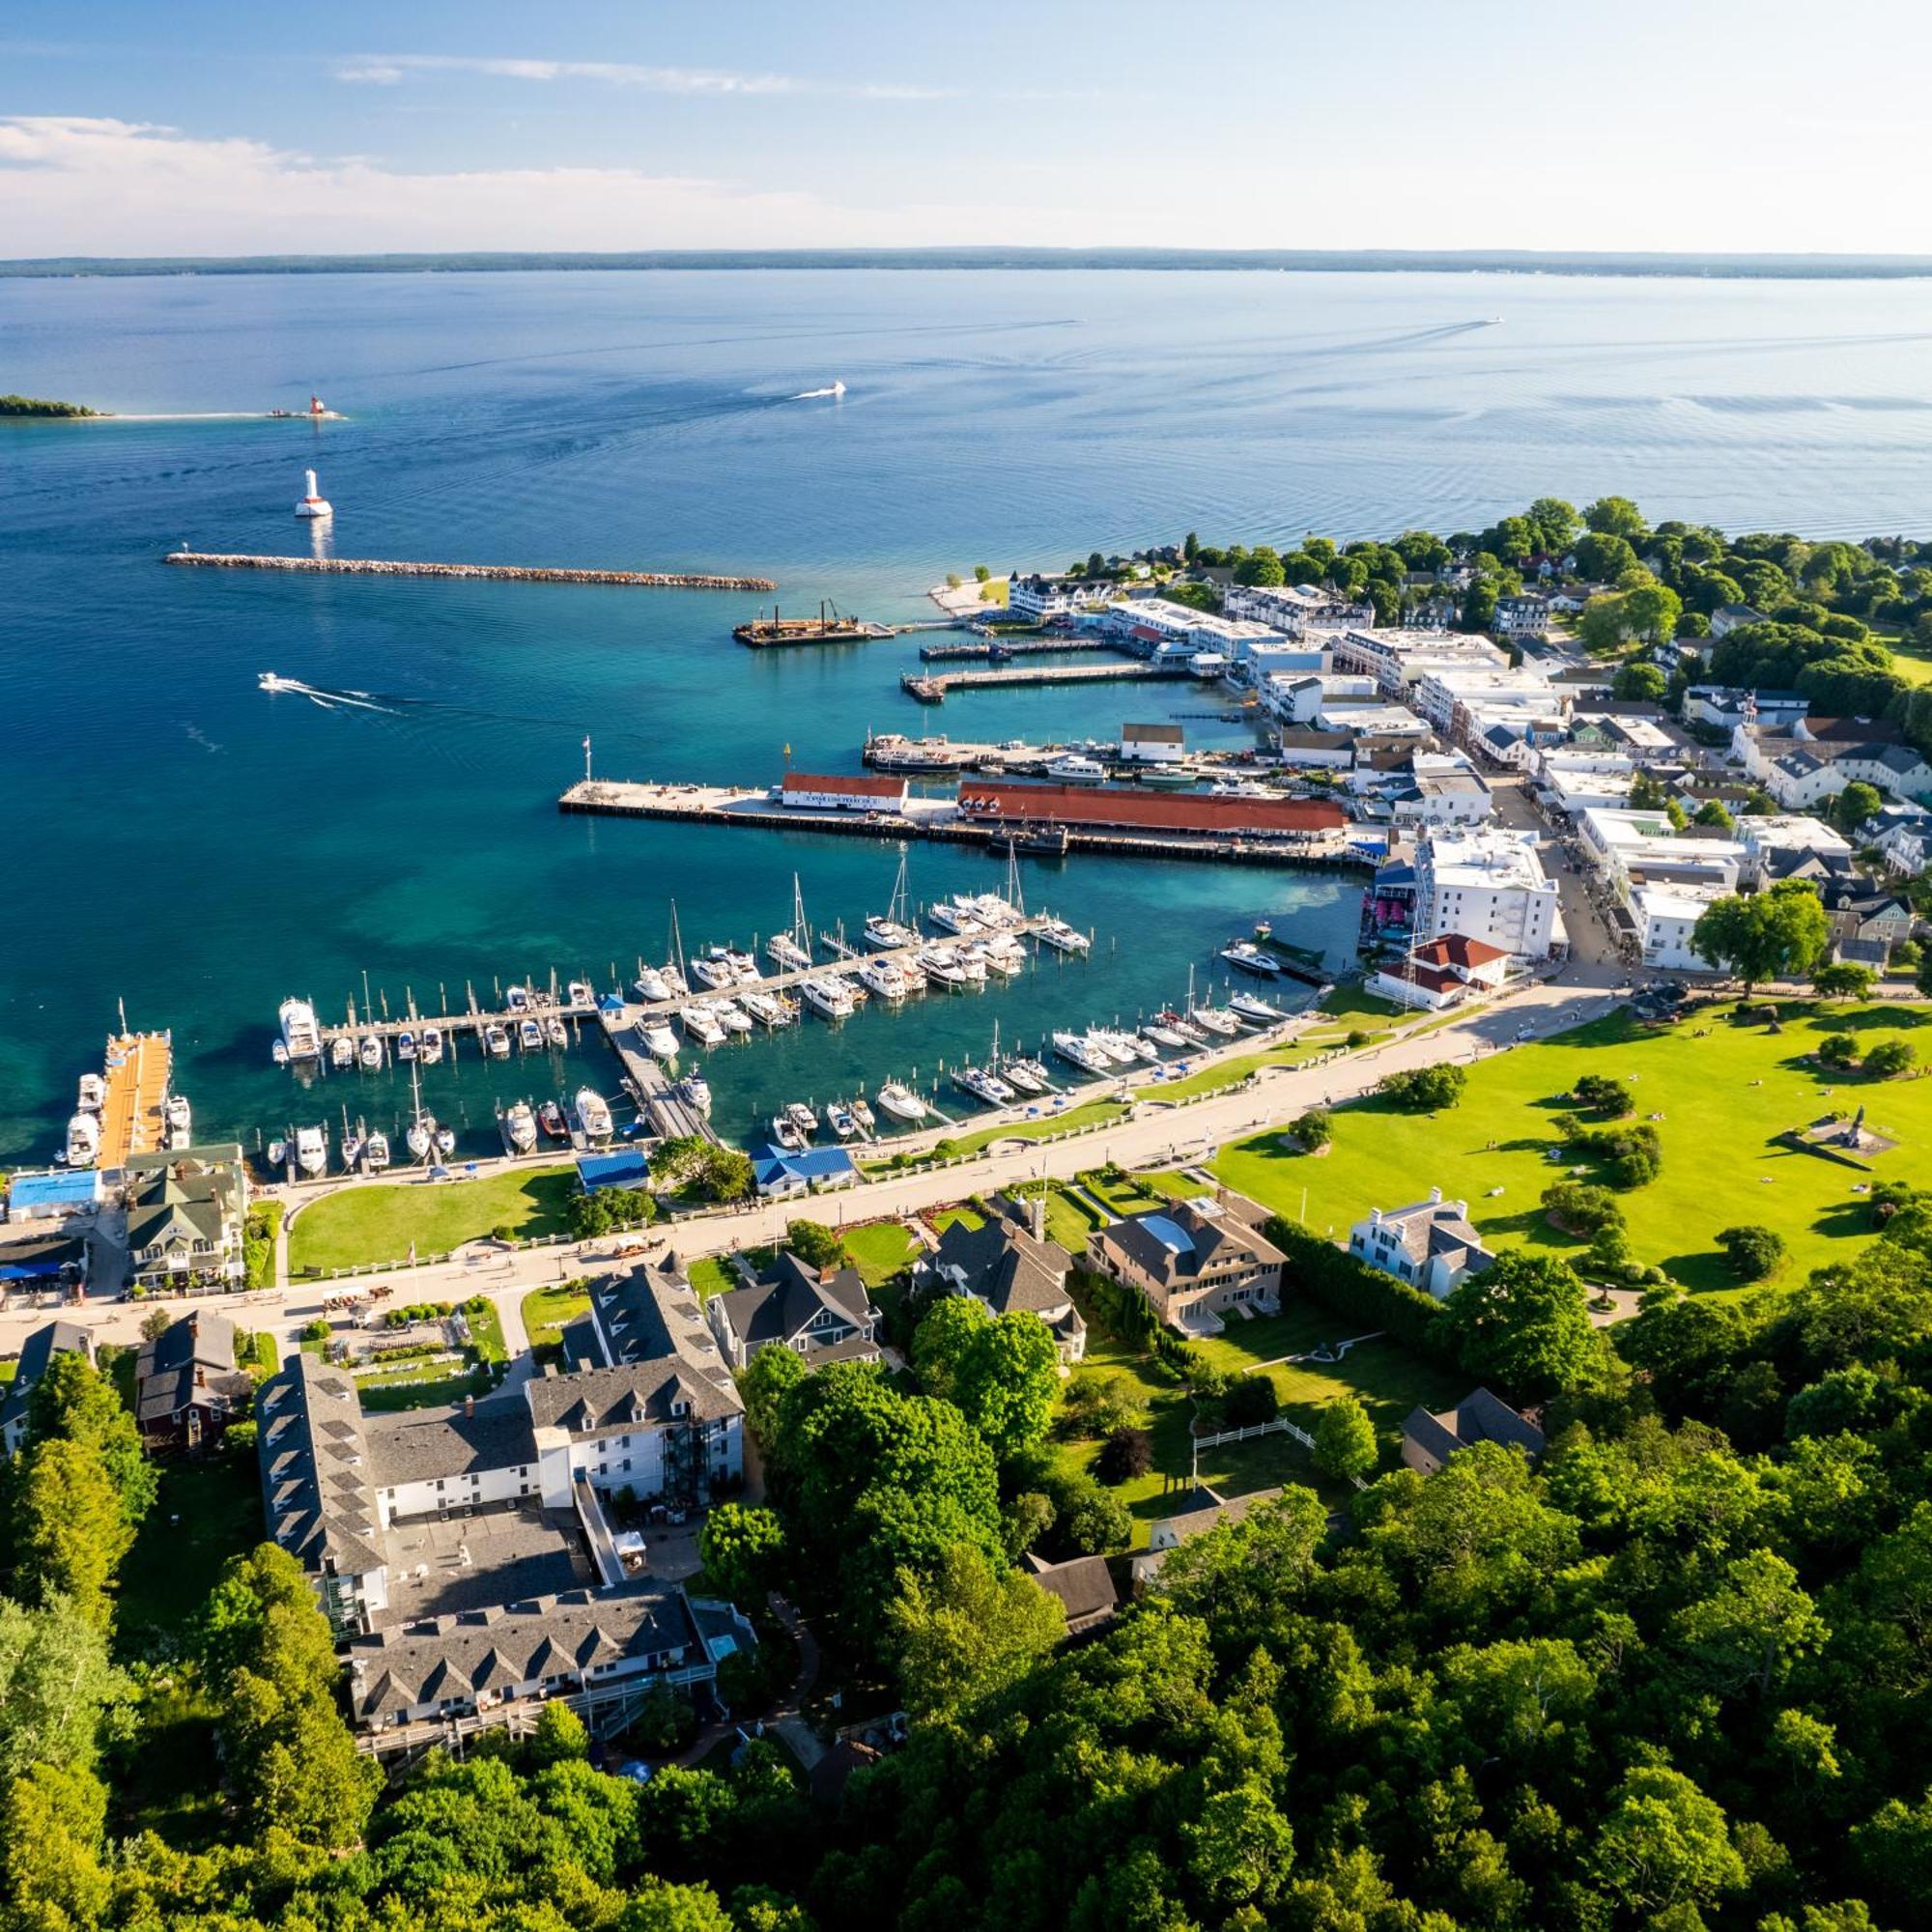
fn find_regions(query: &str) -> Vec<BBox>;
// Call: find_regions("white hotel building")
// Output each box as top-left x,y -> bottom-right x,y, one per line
1413,827 -> 1563,961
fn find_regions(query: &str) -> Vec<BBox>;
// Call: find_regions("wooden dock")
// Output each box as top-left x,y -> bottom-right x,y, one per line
597,1013 -> 718,1145
99,1031 -> 172,1169
312,988 -> 599,1051
163,551 -> 775,592
902,662 -> 1188,703
917,636 -> 1123,664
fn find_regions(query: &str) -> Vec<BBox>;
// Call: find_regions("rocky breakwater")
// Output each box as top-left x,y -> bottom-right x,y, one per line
163,551 -> 777,591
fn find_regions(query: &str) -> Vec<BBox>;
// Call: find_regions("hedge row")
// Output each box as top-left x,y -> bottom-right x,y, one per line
1264,1215 -> 1445,1354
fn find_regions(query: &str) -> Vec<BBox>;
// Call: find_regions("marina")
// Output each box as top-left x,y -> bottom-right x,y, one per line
916,635 -> 1126,663
162,551 -> 777,591
96,1030 -> 174,1169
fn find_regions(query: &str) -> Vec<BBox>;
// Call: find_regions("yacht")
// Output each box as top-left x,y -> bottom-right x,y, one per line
330,1037 -> 355,1070
1143,1021 -> 1190,1050
726,948 -> 762,985
1005,1056 -> 1051,1094
1220,941 -> 1282,978
63,1111 -> 99,1168
770,1113 -> 809,1152
634,964 -> 672,1003
680,1005 -> 727,1047
740,991 -> 785,1029
1036,918 -> 1091,954
1094,1028 -> 1154,1064
434,1126 -> 457,1158
676,1071 -> 712,1116
850,1098 -> 876,1135
295,1123 -> 327,1178
279,997 -> 323,1062
952,1065 -> 1015,1106
483,1023 -> 512,1059
1231,991 -> 1286,1024
660,962 -> 690,999
574,1088 -> 614,1143
419,1026 -> 445,1065
358,1035 -> 384,1069
768,932 -> 812,973
859,955 -> 913,1001
642,1020 -> 682,1059
518,1018 -> 544,1052
1159,1008 -> 1206,1041
164,1093 -> 193,1147
545,1015 -> 568,1049
918,945 -> 971,989
1208,779 -> 1279,800
505,983 -> 530,1012
566,980 -> 595,1009
801,977 -> 858,1019
691,946 -> 740,990
865,913 -> 919,951
827,1100 -> 858,1139
977,935 -> 1026,978
927,898 -> 984,936
502,1100 -> 539,1155
267,1136 -> 287,1168
1191,1005 -> 1241,1038
710,1000 -> 754,1036
1045,754 -> 1107,784
537,1100 -> 570,1142
76,1072 -> 105,1114
396,1029 -> 417,1062
962,892 -> 1022,930
952,946 -> 988,985
875,1079 -> 930,1125
1053,1031 -> 1113,1077
785,1102 -> 819,1139
364,1130 -> 391,1173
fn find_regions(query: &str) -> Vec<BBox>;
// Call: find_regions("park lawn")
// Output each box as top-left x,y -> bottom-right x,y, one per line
522,1284 -> 592,1352
117,1452 -> 264,1652
842,1220 -> 920,1288
1213,1001 -> 1932,1296
289,1165 -> 576,1273
358,1367 -> 492,1412
929,1204 -> 985,1234
688,1256 -> 736,1301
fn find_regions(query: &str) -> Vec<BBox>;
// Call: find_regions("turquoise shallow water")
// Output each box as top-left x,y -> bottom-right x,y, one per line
4,268 -> 1931,1162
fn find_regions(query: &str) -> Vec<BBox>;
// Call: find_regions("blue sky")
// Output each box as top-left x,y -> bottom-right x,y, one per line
2,0 -> 1926,256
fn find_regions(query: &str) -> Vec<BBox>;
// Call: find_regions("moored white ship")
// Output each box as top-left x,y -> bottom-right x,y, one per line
574,1087 -> 614,1143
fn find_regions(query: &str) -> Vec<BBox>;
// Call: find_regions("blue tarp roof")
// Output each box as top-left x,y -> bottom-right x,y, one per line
8,1170 -> 100,1212
577,1149 -> 653,1192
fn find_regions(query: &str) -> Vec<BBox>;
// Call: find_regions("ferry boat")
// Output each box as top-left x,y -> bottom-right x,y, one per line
953,1065 -> 1015,1107
330,1037 -> 355,1070
295,1123 -> 327,1177
63,1111 -> 99,1168
279,997 -> 323,1062
396,1030 -> 417,1062
680,1006 -> 726,1047
364,1130 -> 391,1173
642,1021 -> 682,1059
1036,918 -> 1091,954
1231,991 -> 1286,1024
164,1094 -> 193,1147
537,1100 -> 570,1143
574,1088 -> 614,1143
358,1035 -> 384,1069
1220,941 -> 1282,978
502,1101 -> 539,1155
76,1072 -> 105,1114
1005,1056 -> 1051,1094
518,1018 -> 544,1052
1045,754 -> 1107,784
676,1071 -> 713,1116
859,955 -> 913,1001
419,1026 -> 445,1065
875,1079 -> 930,1125
801,977 -> 858,1019
483,1023 -> 512,1059
1053,1032 -> 1113,1077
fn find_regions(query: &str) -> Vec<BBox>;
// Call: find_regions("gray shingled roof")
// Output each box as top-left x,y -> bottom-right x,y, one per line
1025,1553 -> 1117,1627
1096,1201 -> 1285,1288
363,1402 -> 537,1490
925,1216 -> 1076,1320
526,1356 -> 741,1437
134,1310 -> 244,1425
1403,1387 -> 1545,1463
0,1320 -> 91,1438
714,1251 -> 873,1356
257,1353 -> 386,1580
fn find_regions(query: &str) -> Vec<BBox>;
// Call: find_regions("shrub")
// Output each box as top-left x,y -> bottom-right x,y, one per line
1222,1376 -> 1279,1428
1264,1216 -> 1443,1353
1817,1034 -> 1860,1068
1378,1064 -> 1467,1113
1543,1179 -> 1625,1237
1571,1074 -> 1633,1117
1812,962 -> 1877,1002
1716,1224 -> 1785,1281
1346,1030 -> 1372,1049
1058,1373 -> 1150,1440
301,1318 -> 330,1344
1568,1119 -> 1662,1189
1287,1109 -> 1332,1151
1863,1037 -> 1917,1079
1094,1428 -> 1153,1485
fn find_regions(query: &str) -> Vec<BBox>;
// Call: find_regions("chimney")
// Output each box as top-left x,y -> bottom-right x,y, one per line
194,1366 -> 206,1388
1428,1185 -> 1443,1205
1031,1192 -> 1044,1243
465,1394 -> 475,1418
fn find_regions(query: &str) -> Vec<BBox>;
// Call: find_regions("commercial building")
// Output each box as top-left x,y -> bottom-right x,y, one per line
1331,627 -> 1508,697
123,1145 -> 249,1293
954,781 -> 1348,843
1368,933 -> 1512,1011
4,1170 -> 101,1225
749,1142 -> 861,1198
1412,827 -> 1562,961
780,772 -> 911,813
1007,573 -> 1116,623
1119,721 -> 1186,765
1223,582 -> 1374,634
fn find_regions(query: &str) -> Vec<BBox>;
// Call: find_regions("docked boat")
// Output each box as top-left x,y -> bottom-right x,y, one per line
691,946 -> 740,990
919,945 -> 971,989
502,1100 -> 539,1155
771,1113 -> 808,1152
1036,918 -> 1091,954
295,1123 -> 327,1178
827,1101 -> 858,1139
63,1111 -> 99,1168
407,1113 -> 434,1161
875,1079 -> 930,1125
726,948 -> 762,985
1192,1006 -> 1242,1038
483,1023 -> 512,1059
953,1065 -> 1015,1106
1158,1008 -> 1207,1041
358,1035 -> 384,1069
642,1021 -> 682,1059
680,1006 -> 727,1047
710,1000 -> 753,1036
434,1126 -> 457,1157
396,1029 -> 417,1062
574,1088 -> 614,1143
1231,991 -> 1286,1024
1053,1031 -> 1113,1077
962,892 -> 1023,930
977,935 -> 1027,978
545,1015 -> 568,1048
420,1026 -> 445,1065
1094,1028 -> 1155,1064
801,976 -> 858,1019
1208,779 -> 1280,800
364,1130 -> 391,1173
768,932 -> 812,973
1045,753 -> 1107,784
927,898 -> 984,936
661,963 -> 690,999
329,1036 -> 355,1070
865,914 -> 920,951
341,1121 -> 365,1170
995,821 -> 1071,858
518,1018 -> 544,1052
952,946 -> 989,985
505,983 -> 530,1012
76,1072 -> 105,1113
1005,1057 -> 1051,1094
634,964 -> 672,1003
850,1098 -> 876,1134
164,1093 -> 193,1147
537,1099 -> 570,1143
859,955 -> 913,1001
1143,1021 -> 1190,1050
567,980 -> 595,1009
1137,766 -> 1199,789
676,1072 -> 712,1116
740,992 -> 784,1029
785,1102 -> 818,1139
271,1040 -> 290,1066
279,997 -> 323,1063
1220,941 -> 1283,979
733,598 -> 890,647
267,1137 -> 286,1168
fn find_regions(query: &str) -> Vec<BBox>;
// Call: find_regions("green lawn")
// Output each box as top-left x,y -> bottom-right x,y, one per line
864,1099 -> 1129,1173
289,1165 -> 576,1273
521,1284 -> 592,1354
929,1205 -> 985,1235
841,1220 -> 920,1288
242,1200 -> 283,1289
1010,1180 -> 1106,1254
463,1297 -> 509,1365
688,1256 -> 736,1301
117,1452 -> 263,1653
1308,984 -> 1405,1032
1214,1001 -> 1932,1295
358,1367 -> 493,1411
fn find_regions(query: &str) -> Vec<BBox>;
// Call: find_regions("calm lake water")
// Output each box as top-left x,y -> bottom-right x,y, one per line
5,268 -> 1931,1163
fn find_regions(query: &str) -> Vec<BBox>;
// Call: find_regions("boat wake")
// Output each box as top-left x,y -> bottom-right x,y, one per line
256,673 -> 400,714
791,382 -> 847,400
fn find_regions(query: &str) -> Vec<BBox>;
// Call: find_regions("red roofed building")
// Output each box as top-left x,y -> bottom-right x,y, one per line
1369,932 -> 1511,1009
780,772 -> 910,812
954,781 -> 1347,842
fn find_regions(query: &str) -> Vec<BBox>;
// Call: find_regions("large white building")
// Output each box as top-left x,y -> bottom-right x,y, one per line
1332,627 -> 1509,698
1577,806 -> 1747,971
1413,827 -> 1562,960
1007,574 -> 1116,623
1104,598 -> 1286,661
1223,582 -> 1376,635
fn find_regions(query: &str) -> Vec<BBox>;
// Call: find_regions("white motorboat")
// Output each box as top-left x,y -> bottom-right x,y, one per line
1159,1009 -> 1206,1041
63,1111 -> 99,1168
1005,1057 -> 1051,1094
771,1114 -> 808,1152
1036,918 -> 1091,954
962,892 -> 1023,930
801,977 -> 858,1019
740,991 -> 783,1029
1208,780 -> 1279,800
505,983 -> 530,1012
546,1015 -> 568,1048
396,1029 -> 417,1062
926,898 -> 983,936
642,1021 -> 682,1059
726,948 -> 762,985
1053,1031 -> 1113,1077
341,1122 -> 364,1170
364,1130 -> 390,1173
434,1126 -> 457,1157
1220,941 -> 1282,978
330,1037 -> 355,1070
661,963 -> 690,999
1094,1028 -> 1154,1064
164,1093 -> 193,1147
634,964 -> 672,1003
680,1006 -> 727,1047
358,1035 -> 384,1069
420,1026 -> 445,1065
502,1101 -> 538,1154
786,1102 -> 819,1138
279,997 -> 323,1062
851,1098 -> 876,1134
76,1072 -> 105,1113
271,1040 -> 290,1066
567,980 -> 595,1009
574,1088 -> 614,1142
295,1124 -> 327,1178
977,935 -> 1026,978
483,1023 -> 512,1059
1231,991 -> 1286,1024
865,914 -> 919,951
266,1137 -> 287,1168
952,946 -> 989,985
710,1000 -> 753,1036
827,1101 -> 858,1139
518,1018 -> 544,1052
768,933 -> 812,972
677,1071 -> 712,1116
1192,1006 -> 1242,1038
1045,754 -> 1106,783
859,955 -> 913,1001
691,946 -> 739,990
953,1065 -> 1015,1106
1143,1022 -> 1189,1050
918,946 -> 971,989
875,1079 -> 930,1125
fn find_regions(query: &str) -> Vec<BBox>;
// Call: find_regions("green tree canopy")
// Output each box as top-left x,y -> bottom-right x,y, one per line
885,1544 -> 1065,1718
1442,1251 -> 1596,1400
1690,879 -> 1830,989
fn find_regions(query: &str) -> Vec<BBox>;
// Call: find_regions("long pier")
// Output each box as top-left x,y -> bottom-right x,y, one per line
311,986 -> 599,1051
163,551 -> 776,592
902,662 -> 1189,703
597,1016 -> 718,1145
917,636 -> 1124,663
99,1031 -> 173,1168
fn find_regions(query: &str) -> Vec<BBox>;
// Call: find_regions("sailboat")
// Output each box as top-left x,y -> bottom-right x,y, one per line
405,1060 -> 434,1161
866,844 -> 921,951
768,874 -> 815,972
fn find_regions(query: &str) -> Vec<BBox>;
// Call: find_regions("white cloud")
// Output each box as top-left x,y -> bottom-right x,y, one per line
328,52 -> 954,99
0,115 -> 1055,255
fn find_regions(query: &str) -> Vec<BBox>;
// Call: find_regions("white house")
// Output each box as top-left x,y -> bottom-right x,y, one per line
1708,604 -> 1768,639
1369,932 -> 1512,1010
1349,1187 -> 1496,1299
1120,721 -> 1186,765
1008,574 -> 1115,623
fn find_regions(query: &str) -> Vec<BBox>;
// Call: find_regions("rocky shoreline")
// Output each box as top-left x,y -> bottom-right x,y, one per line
163,550 -> 776,591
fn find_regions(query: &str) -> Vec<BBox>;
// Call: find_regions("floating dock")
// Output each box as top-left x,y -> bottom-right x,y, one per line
901,662 -> 1189,704
99,1031 -> 172,1169
163,552 -> 776,592
310,986 -> 600,1053
597,1014 -> 718,1145
917,636 -> 1123,663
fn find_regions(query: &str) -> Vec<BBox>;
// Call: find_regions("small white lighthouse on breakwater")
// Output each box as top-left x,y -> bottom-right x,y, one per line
295,469 -> 332,519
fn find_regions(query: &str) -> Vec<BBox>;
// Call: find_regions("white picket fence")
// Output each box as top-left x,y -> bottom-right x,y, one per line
1191,1414 -> 1315,1453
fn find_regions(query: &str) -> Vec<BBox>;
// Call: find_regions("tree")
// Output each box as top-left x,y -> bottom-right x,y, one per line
1690,880 -> 1830,990
1223,1375 -> 1279,1428
0,1763 -> 111,1932
526,1698 -> 589,1769
739,1341 -> 806,1449
910,1293 -> 989,1404
783,1219 -> 846,1270
1694,798 -> 1735,830
697,1503 -> 785,1605
1572,1073 -> 1633,1117
1671,1548 -> 1829,1698
23,1351 -> 156,1529
1184,1777 -> 1295,1909
139,1307 -> 173,1343
1311,1397 -> 1377,1483
951,1311 -> 1061,1460
1442,1252 -> 1596,1400
885,1545 -> 1064,1717
1817,1032 -> 1860,1067
1541,1179 -> 1624,1236
0,1597 -> 126,1781
1716,1224 -> 1785,1281
1590,1766 -> 1746,1918
1378,1063 -> 1466,1112
1813,961 -> 1875,1001
1863,1037 -> 1916,1078
1665,795 -> 1690,831
1830,780 -> 1884,835
1612,660 -> 1667,701
1584,495 -> 1648,539
1095,1427 -> 1152,1484
1286,1108 -> 1331,1151
1233,548 -> 1285,587
11,1440 -> 131,1630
